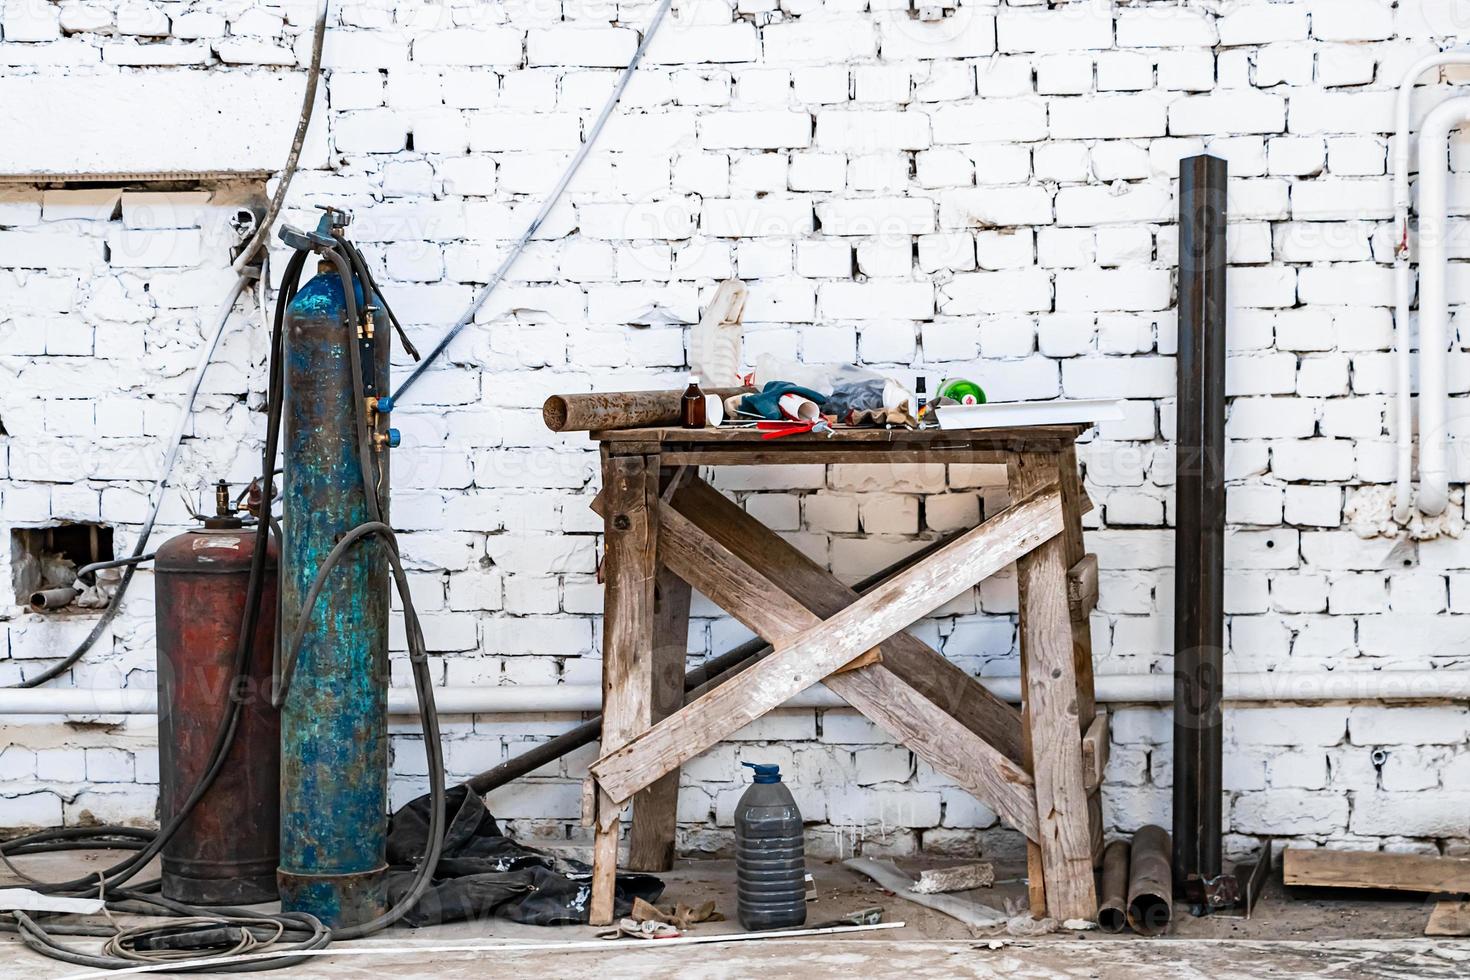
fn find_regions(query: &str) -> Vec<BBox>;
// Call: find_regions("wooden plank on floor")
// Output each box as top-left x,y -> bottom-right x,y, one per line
654,505 -> 1041,842
1426,900 -> 1470,937
1283,849 -> 1470,894
588,486 -> 1066,806
671,477 -> 1027,765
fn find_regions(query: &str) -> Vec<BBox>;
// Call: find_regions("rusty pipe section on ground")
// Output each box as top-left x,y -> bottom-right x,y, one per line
543,387 -> 749,432
1127,825 -> 1174,937
28,588 -> 78,611
1097,839 -> 1131,934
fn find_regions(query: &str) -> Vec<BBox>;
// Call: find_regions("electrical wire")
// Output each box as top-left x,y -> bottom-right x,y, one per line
389,0 -> 674,406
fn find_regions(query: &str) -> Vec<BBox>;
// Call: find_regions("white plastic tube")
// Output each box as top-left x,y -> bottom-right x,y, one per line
1414,96 -> 1470,517
3,672 -> 1467,716
1394,51 -> 1470,522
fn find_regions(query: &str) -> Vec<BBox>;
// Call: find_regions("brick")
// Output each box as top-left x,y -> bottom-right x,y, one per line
1171,92 -> 1286,136
1052,94 -> 1168,139
997,6 -> 1113,53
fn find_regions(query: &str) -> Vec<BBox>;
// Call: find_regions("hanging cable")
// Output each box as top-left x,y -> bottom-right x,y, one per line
388,0 -> 674,406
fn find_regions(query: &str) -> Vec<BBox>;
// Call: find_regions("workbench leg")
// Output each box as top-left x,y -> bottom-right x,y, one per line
1008,453 -> 1053,917
626,565 -> 691,872
590,453 -> 660,926
1056,446 -> 1105,863
1017,528 -> 1098,923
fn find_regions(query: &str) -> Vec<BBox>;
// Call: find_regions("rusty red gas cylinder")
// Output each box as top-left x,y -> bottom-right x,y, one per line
154,513 -> 279,906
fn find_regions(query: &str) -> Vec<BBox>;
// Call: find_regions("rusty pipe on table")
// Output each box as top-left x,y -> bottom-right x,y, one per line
543,387 -> 750,433
460,527 -> 966,796
1127,825 -> 1174,937
1097,839 -> 1131,934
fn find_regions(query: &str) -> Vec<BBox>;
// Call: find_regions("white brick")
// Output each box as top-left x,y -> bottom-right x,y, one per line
414,28 -> 524,66
527,27 -> 636,67
996,6 -> 1114,53
819,281 -> 933,320
700,110 -> 810,149
814,110 -> 930,152
1171,92 -> 1286,136
1052,94 -> 1168,139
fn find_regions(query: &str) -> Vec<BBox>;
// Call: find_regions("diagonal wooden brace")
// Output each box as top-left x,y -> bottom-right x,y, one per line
652,505 -> 1042,840
671,477 -> 1027,765
588,483 -> 1066,811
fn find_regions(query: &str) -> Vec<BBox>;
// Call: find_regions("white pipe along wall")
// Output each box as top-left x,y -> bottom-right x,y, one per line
1412,95 -> 1470,518
1,673 -> 1466,716
1392,51 -> 1470,522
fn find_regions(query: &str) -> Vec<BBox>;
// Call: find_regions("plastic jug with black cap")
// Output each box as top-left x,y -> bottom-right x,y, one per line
734,761 -> 806,930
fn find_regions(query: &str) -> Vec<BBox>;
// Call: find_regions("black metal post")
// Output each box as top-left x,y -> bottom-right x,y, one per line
1173,154 -> 1233,912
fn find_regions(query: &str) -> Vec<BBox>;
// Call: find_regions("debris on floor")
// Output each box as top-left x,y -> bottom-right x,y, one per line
843,857 -> 1007,930
912,862 -> 995,894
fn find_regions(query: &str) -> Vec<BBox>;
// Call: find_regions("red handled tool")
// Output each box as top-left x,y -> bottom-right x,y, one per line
757,419 -> 834,440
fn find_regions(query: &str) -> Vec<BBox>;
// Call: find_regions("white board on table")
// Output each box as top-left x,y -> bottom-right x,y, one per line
934,399 -> 1126,431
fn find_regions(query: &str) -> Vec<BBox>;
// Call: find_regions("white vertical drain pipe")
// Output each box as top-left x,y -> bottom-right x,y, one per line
1393,51 -> 1470,523
1415,97 -> 1470,517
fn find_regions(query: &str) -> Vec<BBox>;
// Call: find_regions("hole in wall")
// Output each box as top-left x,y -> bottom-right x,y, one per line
10,524 -> 114,606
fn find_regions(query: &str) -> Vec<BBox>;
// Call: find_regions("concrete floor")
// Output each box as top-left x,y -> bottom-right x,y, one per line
3,850 -> 1468,979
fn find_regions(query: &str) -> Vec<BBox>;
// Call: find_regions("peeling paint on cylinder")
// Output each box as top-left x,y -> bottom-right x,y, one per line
277,262 -> 392,929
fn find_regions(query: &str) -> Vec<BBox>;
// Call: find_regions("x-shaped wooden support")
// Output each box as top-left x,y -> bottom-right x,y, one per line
591,474 -> 1064,821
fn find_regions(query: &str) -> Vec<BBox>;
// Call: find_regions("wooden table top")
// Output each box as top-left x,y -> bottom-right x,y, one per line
593,423 -> 1092,463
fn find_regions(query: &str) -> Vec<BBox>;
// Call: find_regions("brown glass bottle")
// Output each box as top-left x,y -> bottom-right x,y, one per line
681,374 -> 706,429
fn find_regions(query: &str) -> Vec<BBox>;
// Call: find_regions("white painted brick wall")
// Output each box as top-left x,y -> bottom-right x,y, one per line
2,0 -> 1470,861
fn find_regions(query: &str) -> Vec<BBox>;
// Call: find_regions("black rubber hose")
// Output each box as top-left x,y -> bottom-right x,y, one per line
339,238 -> 419,361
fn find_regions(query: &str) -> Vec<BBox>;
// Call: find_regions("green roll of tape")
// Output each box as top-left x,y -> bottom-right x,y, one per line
938,378 -> 986,406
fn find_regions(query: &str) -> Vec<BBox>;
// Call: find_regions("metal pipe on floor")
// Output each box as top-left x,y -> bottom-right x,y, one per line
1126,825 -> 1173,937
1174,153 -> 1229,910
28,588 -> 79,612
1097,839 -> 1131,934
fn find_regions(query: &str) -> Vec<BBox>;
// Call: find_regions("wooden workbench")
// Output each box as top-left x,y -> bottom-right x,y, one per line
583,424 -> 1104,924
